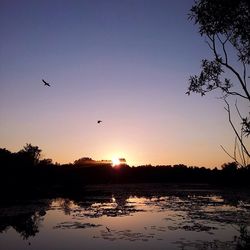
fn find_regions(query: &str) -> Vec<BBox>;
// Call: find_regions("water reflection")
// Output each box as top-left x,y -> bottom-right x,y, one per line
0,200 -> 50,239
0,184 -> 250,249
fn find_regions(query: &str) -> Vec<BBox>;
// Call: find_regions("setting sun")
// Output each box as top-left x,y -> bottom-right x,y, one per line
112,157 -> 121,167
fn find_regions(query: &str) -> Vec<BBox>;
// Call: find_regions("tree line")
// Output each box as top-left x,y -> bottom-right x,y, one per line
0,144 -> 250,199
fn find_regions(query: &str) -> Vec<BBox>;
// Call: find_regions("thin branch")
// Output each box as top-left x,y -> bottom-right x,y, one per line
242,61 -> 247,87
240,130 -> 247,166
236,45 -> 247,88
224,99 -> 250,158
217,34 -> 228,64
235,137 -> 245,167
207,34 -> 214,43
234,137 -> 237,162
222,89 -> 248,99
211,35 -> 250,102
222,31 -> 231,43
205,40 -> 214,51
221,58 -> 250,102
222,60 -> 250,101
235,100 -> 243,120
220,145 -> 240,165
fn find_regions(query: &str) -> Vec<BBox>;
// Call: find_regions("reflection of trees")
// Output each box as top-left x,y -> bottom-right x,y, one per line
113,192 -> 130,209
63,189 -> 140,218
236,224 -> 250,250
55,198 -> 75,215
1,184 -> 250,240
0,201 -> 50,239
12,212 -> 41,239
68,184 -> 250,216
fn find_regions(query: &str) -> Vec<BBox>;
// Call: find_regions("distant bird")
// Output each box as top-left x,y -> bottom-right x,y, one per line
97,120 -> 102,124
106,226 -> 111,232
42,79 -> 51,87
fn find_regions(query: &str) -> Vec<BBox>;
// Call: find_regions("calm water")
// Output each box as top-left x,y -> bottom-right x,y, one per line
1,184 -> 250,250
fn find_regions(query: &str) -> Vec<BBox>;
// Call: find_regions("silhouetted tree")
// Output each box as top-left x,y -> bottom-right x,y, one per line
0,148 -> 12,166
18,143 -> 42,167
221,162 -> 238,172
74,157 -> 95,166
187,0 -> 250,166
38,158 -> 53,166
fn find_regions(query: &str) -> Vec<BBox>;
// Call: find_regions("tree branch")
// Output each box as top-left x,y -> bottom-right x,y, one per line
220,145 -> 240,166
224,99 -> 250,158
240,130 -> 247,166
217,34 -> 228,64
211,36 -> 250,102
222,89 -> 248,99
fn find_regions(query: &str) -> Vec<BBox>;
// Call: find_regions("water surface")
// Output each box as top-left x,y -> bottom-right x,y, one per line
1,184 -> 250,249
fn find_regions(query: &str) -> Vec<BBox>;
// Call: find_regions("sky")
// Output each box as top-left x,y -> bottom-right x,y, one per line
0,0 -> 247,168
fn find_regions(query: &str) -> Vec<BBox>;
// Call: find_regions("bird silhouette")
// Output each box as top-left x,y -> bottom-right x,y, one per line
97,120 -> 102,124
42,79 -> 51,87
106,226 -> 110,232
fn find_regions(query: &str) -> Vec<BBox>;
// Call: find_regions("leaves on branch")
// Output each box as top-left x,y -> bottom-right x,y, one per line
187,0 -> 250,165
189,0 -> 250,64
242,116 -> 250,137
187,59 -> 232,97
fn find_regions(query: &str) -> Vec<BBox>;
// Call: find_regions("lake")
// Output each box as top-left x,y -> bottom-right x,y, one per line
1,184 -> 250,249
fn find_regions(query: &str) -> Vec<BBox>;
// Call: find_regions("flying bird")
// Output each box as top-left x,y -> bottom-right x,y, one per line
42,79 -> 51,87
97,120 -> 102,124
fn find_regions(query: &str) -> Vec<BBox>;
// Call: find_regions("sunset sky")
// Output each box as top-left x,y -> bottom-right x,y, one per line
0,0 -> 247,168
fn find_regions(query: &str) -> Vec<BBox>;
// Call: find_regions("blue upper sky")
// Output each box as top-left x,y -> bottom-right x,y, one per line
0,0 -> 242,167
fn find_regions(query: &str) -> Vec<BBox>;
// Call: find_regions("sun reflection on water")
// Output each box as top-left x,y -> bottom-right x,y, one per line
1,185 -> 250,249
